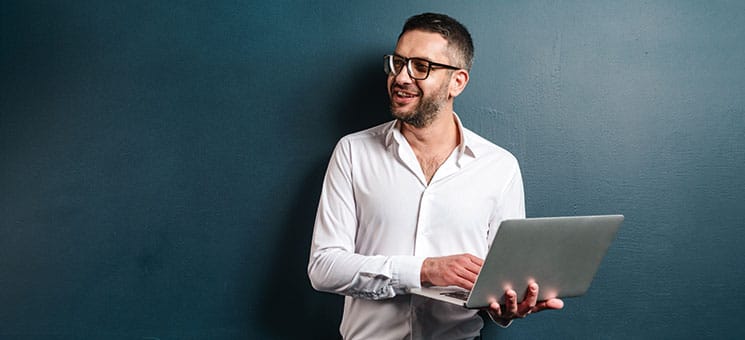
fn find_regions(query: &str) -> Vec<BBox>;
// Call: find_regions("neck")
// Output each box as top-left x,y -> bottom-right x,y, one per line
399,111 -> 459,153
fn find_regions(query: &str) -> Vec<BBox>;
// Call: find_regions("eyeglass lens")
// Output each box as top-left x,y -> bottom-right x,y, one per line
385,55 -> 430,80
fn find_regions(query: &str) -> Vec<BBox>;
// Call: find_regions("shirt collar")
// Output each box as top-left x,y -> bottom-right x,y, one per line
384,112 -> 478,163
452,112 -> 477,161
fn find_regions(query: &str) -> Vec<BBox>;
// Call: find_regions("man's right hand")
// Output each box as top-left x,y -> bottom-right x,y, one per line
420,253 -> 483,290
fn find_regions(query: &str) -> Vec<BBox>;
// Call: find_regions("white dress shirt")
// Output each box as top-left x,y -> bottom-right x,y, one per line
308,113 -> 525,339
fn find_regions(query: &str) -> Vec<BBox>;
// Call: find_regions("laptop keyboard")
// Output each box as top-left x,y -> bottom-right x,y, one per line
441,290 -> 470,301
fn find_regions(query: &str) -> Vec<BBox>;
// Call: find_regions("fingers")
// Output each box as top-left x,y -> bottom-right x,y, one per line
487,299 -> 512,327
535,298 -> 564,311
450,254 -> 482,289
463,253 -> 484,267
485,289 -> 520,323
441,269 -> 477,290
421,254 -> 484,289
487,283 -> 563,322
519,282 -> 538,315
505,289 -> 519,316
456,253 -> 483,277
460,259 -> 482,281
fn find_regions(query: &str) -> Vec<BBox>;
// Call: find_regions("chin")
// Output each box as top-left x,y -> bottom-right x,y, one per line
391,109 -> 414,121
393,112 -> 414,123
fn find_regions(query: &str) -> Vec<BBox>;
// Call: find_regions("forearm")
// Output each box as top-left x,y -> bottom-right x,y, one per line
308,247 -> 425,299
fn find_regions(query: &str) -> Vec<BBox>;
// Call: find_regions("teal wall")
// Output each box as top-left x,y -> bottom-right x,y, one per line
2,1 -> 744,339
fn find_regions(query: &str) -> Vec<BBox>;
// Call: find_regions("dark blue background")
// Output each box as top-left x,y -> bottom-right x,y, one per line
2,1 -> 744,339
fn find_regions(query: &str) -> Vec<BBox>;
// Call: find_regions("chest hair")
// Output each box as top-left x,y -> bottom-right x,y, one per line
416,151 -> 451,184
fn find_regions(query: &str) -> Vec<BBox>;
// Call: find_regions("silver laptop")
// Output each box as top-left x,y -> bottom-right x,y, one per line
409,215 -> 624,308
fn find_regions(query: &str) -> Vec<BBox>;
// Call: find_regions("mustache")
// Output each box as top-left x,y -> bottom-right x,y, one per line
390,84 -> 421,95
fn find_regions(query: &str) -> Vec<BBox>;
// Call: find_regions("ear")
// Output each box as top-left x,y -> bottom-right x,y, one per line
449,69 -> 469,98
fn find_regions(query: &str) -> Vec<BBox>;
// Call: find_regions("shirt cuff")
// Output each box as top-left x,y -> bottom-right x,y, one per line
485,309 -> 513,328
390,255 -> 426,290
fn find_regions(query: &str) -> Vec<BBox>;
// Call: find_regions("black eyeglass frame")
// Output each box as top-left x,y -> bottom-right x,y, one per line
384,54 -> 461,80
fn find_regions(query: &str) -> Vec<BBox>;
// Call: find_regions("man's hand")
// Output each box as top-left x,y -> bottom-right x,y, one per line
487,282 -> 564,325
420,254 -> 483,290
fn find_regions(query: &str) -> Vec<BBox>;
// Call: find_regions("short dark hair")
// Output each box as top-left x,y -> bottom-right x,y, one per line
399,12 -> 474,70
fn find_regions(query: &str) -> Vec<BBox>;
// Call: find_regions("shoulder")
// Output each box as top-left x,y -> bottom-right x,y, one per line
336,120 -> 394,149
463,127 -> 520,168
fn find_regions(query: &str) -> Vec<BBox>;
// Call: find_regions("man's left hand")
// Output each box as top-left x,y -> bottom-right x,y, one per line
486,282 -> 564,325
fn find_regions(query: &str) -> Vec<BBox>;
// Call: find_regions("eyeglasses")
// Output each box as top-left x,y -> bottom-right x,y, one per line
384,54 -> 460,80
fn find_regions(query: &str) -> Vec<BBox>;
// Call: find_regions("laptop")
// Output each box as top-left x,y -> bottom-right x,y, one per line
408,215 -> 624,308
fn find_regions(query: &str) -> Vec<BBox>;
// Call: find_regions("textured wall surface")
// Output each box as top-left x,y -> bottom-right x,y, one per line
2,1 -> 744,339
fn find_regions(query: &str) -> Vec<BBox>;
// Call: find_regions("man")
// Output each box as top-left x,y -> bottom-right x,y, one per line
308,13 -> 563,339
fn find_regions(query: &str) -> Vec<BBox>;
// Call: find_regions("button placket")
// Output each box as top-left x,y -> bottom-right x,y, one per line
414,187 -> 434,255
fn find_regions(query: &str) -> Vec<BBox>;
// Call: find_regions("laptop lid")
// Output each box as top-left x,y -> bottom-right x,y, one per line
409,215 -> 624,309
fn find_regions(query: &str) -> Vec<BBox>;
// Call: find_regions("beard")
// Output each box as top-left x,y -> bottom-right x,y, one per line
390,81 -> 449,128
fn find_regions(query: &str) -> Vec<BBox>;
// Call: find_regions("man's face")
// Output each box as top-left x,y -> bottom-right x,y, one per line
388,30 -> 455,128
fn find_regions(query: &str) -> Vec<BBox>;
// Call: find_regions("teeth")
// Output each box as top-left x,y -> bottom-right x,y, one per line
397,91 -> 414,98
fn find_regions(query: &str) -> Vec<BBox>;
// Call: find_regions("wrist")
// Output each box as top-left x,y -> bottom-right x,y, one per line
420,257 -> 432,284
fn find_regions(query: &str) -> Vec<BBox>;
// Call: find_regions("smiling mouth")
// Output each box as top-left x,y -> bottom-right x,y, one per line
392,86 -> 420,100
395,90 -> 417,98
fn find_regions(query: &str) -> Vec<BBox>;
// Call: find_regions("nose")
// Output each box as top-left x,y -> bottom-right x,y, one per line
392,64 -> 414,84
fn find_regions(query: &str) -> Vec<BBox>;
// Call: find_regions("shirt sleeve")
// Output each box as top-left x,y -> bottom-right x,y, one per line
484,309 -> 513,328
487,159 -> 526,247
307,139 -> 425,300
